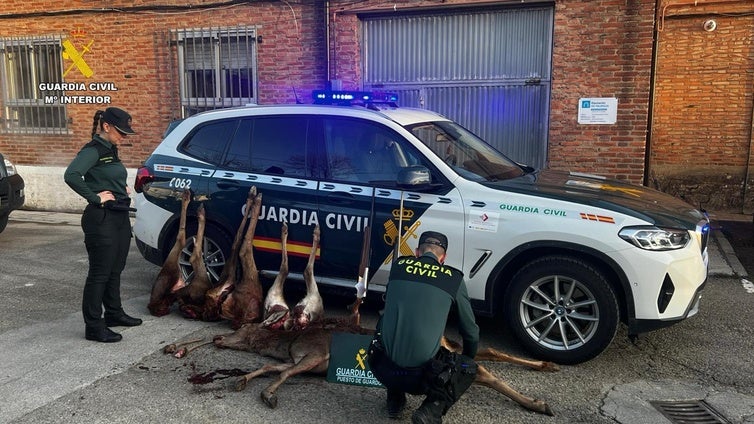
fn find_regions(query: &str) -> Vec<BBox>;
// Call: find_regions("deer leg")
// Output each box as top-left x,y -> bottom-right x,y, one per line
474,347 -> 559,372
441,337 -> 558,372
173,340 -> 214,358
260,354 -> 328,409
234,362 -> 295,392
475,364 -> 554,416
162,338 -> 204,354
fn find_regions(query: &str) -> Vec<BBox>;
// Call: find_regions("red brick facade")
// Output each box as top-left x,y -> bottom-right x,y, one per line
0,0 -> 752,212
651,1 -> 754,211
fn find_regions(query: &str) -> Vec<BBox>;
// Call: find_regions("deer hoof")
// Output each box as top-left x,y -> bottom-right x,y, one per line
533,400 -> 554,416
261,391 -> 278,409
542,362 -> 560,372
234,378 -> 248,392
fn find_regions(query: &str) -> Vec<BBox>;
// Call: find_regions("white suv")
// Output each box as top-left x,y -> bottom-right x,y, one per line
134,91 -> 709,364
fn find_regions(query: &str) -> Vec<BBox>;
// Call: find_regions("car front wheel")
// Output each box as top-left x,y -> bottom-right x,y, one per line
504,255 -> 619,365
178,223 -> 232,287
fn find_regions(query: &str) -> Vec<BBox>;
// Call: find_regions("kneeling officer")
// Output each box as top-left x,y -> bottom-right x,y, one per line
368,231 -> 480,423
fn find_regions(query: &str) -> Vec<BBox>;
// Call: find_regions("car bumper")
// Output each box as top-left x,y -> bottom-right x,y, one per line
628,276 -> 705,335
135,236 -> 164,267
0,174 -> 25,214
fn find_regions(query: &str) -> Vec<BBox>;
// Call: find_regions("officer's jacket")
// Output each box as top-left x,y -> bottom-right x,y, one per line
377,252 -> 480,368
64,135 -> 129,205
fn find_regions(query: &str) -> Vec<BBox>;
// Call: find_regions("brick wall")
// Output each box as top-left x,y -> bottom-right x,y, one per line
547,0 -> 655,184
1,0 -> 752,212
651,3 -> 754,211
0,0 -> 328,169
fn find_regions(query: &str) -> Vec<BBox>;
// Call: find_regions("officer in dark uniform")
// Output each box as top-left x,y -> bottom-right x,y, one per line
369,231 -> 480,423
64,107 -> 142,343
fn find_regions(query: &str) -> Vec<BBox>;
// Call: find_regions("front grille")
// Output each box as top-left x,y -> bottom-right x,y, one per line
650,400 -> 730,423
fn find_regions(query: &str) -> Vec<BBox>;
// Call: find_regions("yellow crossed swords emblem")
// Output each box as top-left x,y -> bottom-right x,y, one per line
382,208 -> 421,265
62,38 -> 94,78
355,348 -> 368,370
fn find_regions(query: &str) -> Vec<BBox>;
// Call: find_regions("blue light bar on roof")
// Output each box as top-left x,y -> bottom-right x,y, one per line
312,90 -> 399,105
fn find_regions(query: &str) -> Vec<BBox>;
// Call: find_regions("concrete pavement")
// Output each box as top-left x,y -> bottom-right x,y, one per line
4,209 -> 753,424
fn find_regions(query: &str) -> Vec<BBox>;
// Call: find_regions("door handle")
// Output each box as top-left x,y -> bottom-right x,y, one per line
216,179 -> 240,189
326,192 -> 356,204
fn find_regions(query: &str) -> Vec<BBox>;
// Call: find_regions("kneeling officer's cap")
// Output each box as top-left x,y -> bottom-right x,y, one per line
418,231 -> 448,251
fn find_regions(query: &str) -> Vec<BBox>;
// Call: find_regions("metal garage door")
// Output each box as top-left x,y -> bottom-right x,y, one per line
362,5 -> 553,168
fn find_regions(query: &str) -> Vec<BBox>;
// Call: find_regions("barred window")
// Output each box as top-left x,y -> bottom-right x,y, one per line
0,35 -> 67,134
174,27 -> 258,117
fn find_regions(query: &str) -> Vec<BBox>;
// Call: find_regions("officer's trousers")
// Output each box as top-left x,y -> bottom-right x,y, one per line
81,204 -> 131,329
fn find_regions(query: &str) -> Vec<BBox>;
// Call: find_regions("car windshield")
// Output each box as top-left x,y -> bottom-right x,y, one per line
407,121 -> 525,182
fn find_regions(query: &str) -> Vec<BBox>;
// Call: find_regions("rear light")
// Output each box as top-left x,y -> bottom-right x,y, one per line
134,166 -> 154,193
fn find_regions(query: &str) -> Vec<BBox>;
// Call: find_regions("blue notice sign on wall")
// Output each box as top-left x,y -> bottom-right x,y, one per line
578,98 -> 618,124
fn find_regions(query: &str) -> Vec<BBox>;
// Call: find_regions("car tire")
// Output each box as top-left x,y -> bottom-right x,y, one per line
504,255 -> 619,365
178,222 -> 233,287
0,213 -> 8,233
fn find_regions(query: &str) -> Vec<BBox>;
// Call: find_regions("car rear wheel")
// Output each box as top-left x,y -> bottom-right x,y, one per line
178,223 -> 232,287
504,255 -> 619,365
0,213 -> 8,233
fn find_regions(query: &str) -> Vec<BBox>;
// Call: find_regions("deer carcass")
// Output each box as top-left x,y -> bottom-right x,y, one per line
148,189 -> 192,316
261,222 -> 292,330
202,186 -> 256,322
209,303 -> 555,415
212,314 -> 369,409
261,222 -> 323,331
172,203 -> 213,319
291,224 -> 323,330
216,187 -> 264,329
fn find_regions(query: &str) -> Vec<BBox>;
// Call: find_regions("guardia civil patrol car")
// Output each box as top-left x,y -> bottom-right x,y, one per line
134,91 -> 709,364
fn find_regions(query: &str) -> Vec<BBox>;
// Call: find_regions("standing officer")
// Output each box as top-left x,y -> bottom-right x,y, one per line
64,107 -> 142,343
369,231 -> 480,423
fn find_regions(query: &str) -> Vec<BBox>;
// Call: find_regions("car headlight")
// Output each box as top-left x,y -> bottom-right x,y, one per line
618,226 -> 690,251
4,158 -> 17,176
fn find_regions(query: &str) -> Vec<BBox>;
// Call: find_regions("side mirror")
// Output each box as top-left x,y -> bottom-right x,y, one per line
397,165 -> 431,190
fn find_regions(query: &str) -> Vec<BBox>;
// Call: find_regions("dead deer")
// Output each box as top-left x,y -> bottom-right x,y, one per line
209,299 -> 555,415
217,188 -> 265,329
202,186 -> 257,322
148,189 -> 192,316
291,224 -> 323,330
173,203 -> 213,319
262,222 -> 292,330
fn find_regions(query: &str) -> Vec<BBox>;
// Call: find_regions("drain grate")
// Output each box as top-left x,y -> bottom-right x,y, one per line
650,400 -> 730,424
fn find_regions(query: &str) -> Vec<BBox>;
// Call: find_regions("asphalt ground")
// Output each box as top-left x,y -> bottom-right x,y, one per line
1,210 -> 753,424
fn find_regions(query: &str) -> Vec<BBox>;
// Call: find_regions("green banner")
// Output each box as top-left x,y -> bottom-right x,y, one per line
327,332 -> 383,388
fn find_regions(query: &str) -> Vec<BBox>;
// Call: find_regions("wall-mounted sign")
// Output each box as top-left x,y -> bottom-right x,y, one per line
578,98 -> 618,124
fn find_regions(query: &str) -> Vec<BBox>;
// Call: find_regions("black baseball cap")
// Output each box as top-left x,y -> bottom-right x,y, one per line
418,231 -> 448,251
102,107 -> 135,135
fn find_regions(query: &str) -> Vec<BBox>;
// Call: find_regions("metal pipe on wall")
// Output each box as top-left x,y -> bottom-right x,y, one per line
659,0 -> 745,31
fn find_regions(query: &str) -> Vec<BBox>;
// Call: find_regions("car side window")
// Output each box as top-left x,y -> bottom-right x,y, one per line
322,117 -> 422,186
180,119 -> 238,165
223,116 -> 309,177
